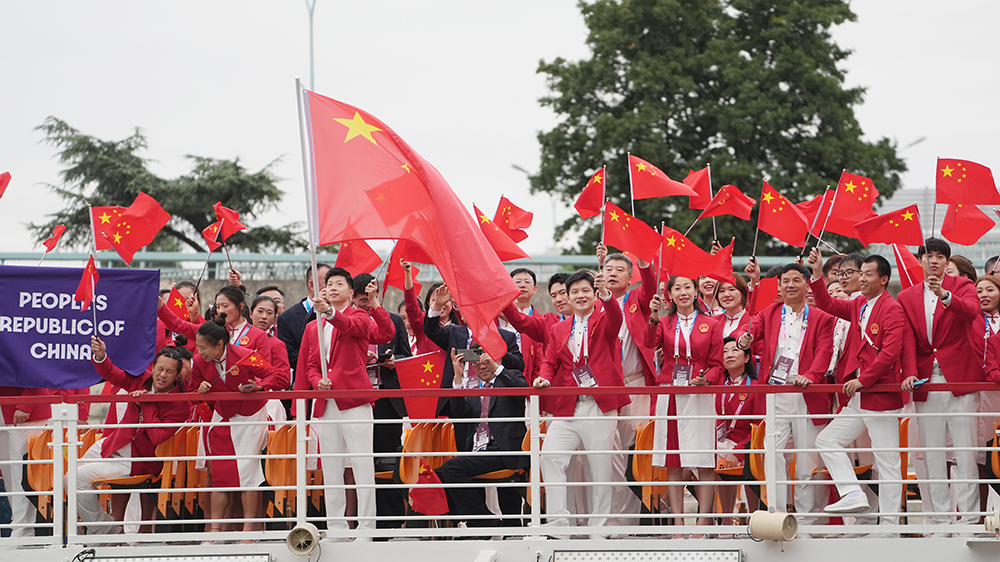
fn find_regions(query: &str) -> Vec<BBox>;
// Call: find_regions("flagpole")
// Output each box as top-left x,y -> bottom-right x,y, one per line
601,197 -> 609,250
194,250 -> 213,294
657,222 -> 665,289
90,252 -> 98,335
708,163 -> 717,241
751,178 -> 766,258
815,187 -> 839,246
296,77 -> 329,382
626,152 -> 636,217
930,156 -> 938,238
894,245 -> 914,287
374,240 -> 397,281
799,187 -> 830,261
37,252 -> 48,267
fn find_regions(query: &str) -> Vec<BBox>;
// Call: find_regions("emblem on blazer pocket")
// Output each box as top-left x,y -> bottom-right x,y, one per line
239,335 -> 250,345
231,366 -> 240,377
739,393 -> 748,401
698,323 -> 709,333
630,303 -> 638,314
870,323 -> 879,335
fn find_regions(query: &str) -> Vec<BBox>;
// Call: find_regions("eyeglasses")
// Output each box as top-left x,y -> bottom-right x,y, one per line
836,269 -> 860,279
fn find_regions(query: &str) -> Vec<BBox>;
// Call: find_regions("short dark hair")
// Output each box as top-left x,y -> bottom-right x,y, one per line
174,280 -> 199,296
918,237 -> 951,260
779,263 -> 812,282
762,265 -> 783,279
255,285 -> 284,298
822,255 -> 844,277
547,272 -> 570,292
250,295 -> 277,314
565,270 -> 595,292
159,288 -> 171,297
325,267 -> 354,289
986,255 -> 999,274
353,273 -> 375,295
722,336 -> 757,380
949,255 -> 977,281
510,268 -> 536,285
863,254 -> 892,281
306,262 -> 332,281
196,316 -> 229,347
840,253 -> 864,270
604,253 -> 633,274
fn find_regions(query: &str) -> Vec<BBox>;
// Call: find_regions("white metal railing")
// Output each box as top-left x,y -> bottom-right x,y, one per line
0,384 -> 998,545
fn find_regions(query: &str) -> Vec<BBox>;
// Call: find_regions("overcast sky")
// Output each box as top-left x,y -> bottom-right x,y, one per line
2,1 -> 998,258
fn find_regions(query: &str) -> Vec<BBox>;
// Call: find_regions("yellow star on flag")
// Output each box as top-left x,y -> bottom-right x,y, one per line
941,165 -> 954,177
422,361 -> 435,373
112,232 -> 122,243
333,111 -> 383,145
666,235 -> 677,247
609,210 -> 621,222
592,173 -> 603,184
634,162 -> 647,172
762,191 -> 775,204
374,193 -> 386,203
99,212 -> 111,224
478,213 -> 491,224
901,210 -> 915,221
844,181 -> 857,193
173,297 -> 185,308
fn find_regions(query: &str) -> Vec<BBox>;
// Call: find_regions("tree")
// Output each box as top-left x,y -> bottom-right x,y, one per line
30,117 -> 306,253
532,0 -> 906,255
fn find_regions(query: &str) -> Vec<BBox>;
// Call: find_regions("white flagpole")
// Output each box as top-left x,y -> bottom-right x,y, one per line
296,77 -> 329,382
626,152 -> 636,217
708,163 -> 717,241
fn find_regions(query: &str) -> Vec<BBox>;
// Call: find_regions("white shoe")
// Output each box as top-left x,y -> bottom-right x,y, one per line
824,491 -> 869,514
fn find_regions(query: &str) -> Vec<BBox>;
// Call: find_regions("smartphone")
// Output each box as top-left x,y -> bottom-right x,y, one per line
912,377 -> 930,388
377,350 -> 393,363
458,348 -> 483,363
240,383 -> 255,390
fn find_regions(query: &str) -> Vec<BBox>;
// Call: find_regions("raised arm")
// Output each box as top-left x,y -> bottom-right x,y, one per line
157,303 -> 199,340
501,302 -> 549,342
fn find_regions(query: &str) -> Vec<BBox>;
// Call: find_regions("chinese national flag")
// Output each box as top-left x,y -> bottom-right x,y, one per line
575,168 -> 605,219
212,202 -> 247,241
628,154 -> 697,199
394,351 -> 446,421
235,349 -> 275,371
166,287 -> 191,321
603,202 -> 661,263
853,204 -> 923,246
748,277 -> 780,315
91,206 -> 126,251
493,195 -> 532,243
892,244 -> 925,291
334,239 -> 383,275
99,192 -> 171,263
75,255 -> 99,311
684,166 -> 712,210
941,204 -> 995,245
0,171 -> 10,199
936,158 -> 1000,205
409,458 -> 449,516
659,226 -> 736,285
302,89 -> 518,360
202,220 -> 223,251
383,242 -> 422,298
475,204 -> 530,262
757,182 -> 809,246
696,184 -> 756,221
42,225 -> 66,252
796,189 -> 876,239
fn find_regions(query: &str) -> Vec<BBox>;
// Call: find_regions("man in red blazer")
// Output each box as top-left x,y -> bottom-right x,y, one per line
738,263 -> 835,521
498,268 -> 546,383
300,267 -> 394,541
896,237 -> 983,526
808,252 -> 906,523
533,269 -> 630,537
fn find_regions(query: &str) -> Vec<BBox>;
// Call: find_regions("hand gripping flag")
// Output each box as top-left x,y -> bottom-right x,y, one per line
42,225 -> 66,252
941,204 -> 995,246
300,88 -> 519,360
475,204 -> 530,262
696,184 -> 756,222
659,226 -> 735,285
334,239 -> 383,276
628,154 -> 697,199
575,168 -> 606,219
853,204 -> 923,247
936,158 -> 1000,205
684,167 -> 712,210
603,202 -> 661,263
493,195 -> 533,243
757,182 -> 809,246
75,255 -> 100,311
394,350 -> 446,421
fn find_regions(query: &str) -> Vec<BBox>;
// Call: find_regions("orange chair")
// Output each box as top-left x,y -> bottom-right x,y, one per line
628,421 -> 668,515
25,430 -> 56,522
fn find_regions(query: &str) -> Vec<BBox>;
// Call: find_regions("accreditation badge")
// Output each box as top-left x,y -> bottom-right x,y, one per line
672,364 -> 692,386
768,356 -> 795,385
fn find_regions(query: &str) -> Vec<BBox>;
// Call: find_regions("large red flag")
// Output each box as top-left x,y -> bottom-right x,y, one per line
493,195 -> 532,243
892,244 -> 924,291
0,171 -> 10,199
757,182 -> 809,246
165,287 -> 191,321
302,89 -> 518,359
936,158 -> 1000,205
213,202 -> 248,241
394,351 -> 446,421
475,204 -> 530,262
575,168 -> 605,219
628,154 -> 697,199
42,225 -> 66,252
99,192 -> 171,263
91,206 -> 126,251
334,239 -> 383,276
75,255 -> 100,311
796,189 -> 877,239
748,277 -> 779,315
201,220 -> 223,251
602,202 -> 661,263
410,459 -> 449,516
696,184 -> 756,221
659,226 -> 735,285
684,167 -> 712,210
941,204 -> 994,245
853,204 -> 923,247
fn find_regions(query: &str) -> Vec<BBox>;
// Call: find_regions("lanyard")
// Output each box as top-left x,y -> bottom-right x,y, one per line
304,299 -> 314,314
571,315 -> 589,363
723,374 -> 751,429
776,305 -> 808,357
984,311 -> 998,365
673,311 -> 698,361
230,323 -> 251,346
859,296 -> 880,349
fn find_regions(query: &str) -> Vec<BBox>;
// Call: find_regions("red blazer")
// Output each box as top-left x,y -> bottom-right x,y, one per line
500,304 -> 546,383
92,356 -> 189,475
642,312 -> 724,386
155,317 -> 199,354
896,275 -> 983,399
619,265 -> 658,386
403,286 -> 441,355
537,296 -> 630,416
981,332 -> 1000,384
502,302 -> 564,383
301,306 -> 394,415
188,343 -> 286,419
715,376 -> 764,457
810,279 -> 906,411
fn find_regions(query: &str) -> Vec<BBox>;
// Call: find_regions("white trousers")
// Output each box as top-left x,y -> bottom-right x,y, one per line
916,371 -> 979,525
770,394 -> 823,518
314,403 -> 375,531
816,394 -> 901,525
5,420 -> 47,537
613,373 -> 644,523
72,438 -> 130,534
540,397 -> 617,528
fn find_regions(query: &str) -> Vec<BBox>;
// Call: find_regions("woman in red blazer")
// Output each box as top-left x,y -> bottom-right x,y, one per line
642,275 -> 723,529
716,275 -> 751,338
716,336 -> 764,518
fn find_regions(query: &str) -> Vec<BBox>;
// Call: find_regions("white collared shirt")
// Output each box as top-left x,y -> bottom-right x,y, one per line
214,347 -> 228,381
616,294 -> 642,377
776,305 -> 806,375
229,320 -> 248,345
570,311 -> 593,362
722,309 -> 746,337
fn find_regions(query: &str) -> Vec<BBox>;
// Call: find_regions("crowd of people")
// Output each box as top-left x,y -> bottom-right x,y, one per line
2,236 -> 1000,540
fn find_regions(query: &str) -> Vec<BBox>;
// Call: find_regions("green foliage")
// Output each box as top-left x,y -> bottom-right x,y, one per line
30,117 -> 305,253
534,0 -> 906,255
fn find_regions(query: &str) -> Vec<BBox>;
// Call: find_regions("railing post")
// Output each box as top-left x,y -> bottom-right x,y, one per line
764,393 -> 777,513
51,403 -> 75,544
529,394 -> 541,530
63,410 -> 80,542
295,399 -> 307,527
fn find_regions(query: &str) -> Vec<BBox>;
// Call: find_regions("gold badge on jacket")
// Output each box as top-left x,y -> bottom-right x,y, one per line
870,323 -> 879,335
231,366 -> 240,377
239,335 -> 250,345
738,393 -> 748,401
629,303 -> 638,314
698,323 -> 709,333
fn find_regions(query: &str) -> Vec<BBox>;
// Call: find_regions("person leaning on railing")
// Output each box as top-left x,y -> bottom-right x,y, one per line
715,336 -> 764,517
77,336 -> 192,534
